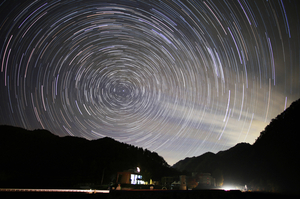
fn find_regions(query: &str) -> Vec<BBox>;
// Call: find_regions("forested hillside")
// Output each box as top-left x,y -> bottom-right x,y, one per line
173,98 -> 300,194
0,125 -> 180,188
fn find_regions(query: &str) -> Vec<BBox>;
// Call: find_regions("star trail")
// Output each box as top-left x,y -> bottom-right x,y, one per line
1,0 -> 300,165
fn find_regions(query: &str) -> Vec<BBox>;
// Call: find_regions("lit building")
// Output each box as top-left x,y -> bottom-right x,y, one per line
116,167 -> 144,185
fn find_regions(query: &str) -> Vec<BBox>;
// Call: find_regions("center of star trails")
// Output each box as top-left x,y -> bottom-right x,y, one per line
113,83 -> 131,101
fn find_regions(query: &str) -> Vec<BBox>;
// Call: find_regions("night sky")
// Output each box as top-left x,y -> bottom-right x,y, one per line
1,0 -> 300,165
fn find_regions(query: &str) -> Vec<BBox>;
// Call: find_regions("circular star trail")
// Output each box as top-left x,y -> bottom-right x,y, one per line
1,0 -> 300,165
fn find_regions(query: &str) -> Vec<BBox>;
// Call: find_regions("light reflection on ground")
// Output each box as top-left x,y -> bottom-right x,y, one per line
0,188 -> 109,194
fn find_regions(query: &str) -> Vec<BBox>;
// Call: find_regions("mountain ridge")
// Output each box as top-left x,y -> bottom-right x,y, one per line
173,98 -> 300,194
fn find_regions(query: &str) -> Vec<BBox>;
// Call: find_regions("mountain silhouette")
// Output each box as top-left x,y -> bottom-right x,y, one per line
173,98 -> 300,194
0,125 -> 180,188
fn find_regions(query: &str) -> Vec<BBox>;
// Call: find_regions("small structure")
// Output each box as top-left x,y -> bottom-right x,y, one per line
161,176 -> 186,190
116,167 -> 144,185
162,172 -> 216,190
162,176 -> 179,189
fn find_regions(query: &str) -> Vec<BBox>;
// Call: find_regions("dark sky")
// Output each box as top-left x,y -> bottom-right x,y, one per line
0,0 -> 300,165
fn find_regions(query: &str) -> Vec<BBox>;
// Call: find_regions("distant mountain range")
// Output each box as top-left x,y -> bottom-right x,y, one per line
1,98 -> 300,194
0,125 -> 180,188
173,98 -> 300,194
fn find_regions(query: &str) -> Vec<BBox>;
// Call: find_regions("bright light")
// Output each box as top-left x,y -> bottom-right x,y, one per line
137,167 -> 140,173
131,174 -> 144,185
131,174 -> 137,184
222,186 -> 239,191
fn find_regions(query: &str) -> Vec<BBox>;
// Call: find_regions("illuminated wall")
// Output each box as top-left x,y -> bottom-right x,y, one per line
130,174 -> 144,184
